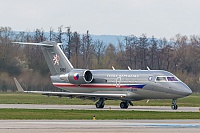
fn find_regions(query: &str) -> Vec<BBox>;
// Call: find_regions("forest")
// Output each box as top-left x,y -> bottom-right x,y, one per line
0,26 -> 200,92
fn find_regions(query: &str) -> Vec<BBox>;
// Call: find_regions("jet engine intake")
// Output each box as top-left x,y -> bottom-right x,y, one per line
60,69 -> 93,84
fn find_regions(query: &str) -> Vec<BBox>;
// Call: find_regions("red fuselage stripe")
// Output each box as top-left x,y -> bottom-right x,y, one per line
53,83 -> 145,89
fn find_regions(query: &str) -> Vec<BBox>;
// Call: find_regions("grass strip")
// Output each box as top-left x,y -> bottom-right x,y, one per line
0,93 -> 199,107
0,109 -> 199,120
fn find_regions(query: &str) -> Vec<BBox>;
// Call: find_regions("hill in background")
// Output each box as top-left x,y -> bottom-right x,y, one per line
92,35 -> 125,45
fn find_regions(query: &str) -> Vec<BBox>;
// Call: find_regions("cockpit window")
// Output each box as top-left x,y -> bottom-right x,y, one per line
156,76 -> 179,82
167,77 -> 178,81
156,77 -> 167,81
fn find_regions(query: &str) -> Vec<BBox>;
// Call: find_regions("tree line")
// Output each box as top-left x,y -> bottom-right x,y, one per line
0,26 -> 200,92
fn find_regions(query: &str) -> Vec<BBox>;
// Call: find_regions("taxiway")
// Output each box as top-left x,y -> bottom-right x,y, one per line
0,104 -> 199,112
0,120 -> 199,133
0,104 -> 199,132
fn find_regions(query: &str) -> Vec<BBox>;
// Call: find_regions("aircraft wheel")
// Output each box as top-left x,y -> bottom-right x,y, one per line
95,99 -> 105,108
96,103 -> 104,108
171,105 -> 178,110
171,105 -> 174,110
171,99 -> 178,110
120,102 -> 128,109
96,104 -> 104,108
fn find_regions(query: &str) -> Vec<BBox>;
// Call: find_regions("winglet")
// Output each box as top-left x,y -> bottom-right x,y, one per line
13,77 -> 24,92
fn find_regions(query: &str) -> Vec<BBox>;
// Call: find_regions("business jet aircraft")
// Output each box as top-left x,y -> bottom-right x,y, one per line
13,41 -> 192,110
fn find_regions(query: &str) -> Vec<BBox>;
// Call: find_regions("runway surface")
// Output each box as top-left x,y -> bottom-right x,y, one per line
0,120 -> 199,133
0,104 -> 199,132
0,104 -> 199,112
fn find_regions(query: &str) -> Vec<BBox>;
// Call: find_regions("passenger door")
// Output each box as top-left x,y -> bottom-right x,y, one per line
116,77 -> 121,88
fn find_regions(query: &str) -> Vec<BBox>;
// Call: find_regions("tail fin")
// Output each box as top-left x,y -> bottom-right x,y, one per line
14,41 -> 73,75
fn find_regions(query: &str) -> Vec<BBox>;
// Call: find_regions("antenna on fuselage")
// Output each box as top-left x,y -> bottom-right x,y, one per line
112,66 -> 115,70
147,66 -> 150,71
128,66 -> 131,70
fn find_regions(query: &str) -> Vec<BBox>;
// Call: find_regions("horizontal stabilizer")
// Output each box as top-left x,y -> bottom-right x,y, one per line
13,42 -> 53,47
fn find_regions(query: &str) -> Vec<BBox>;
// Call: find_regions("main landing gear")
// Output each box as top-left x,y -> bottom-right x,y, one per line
171,99 -> 178,110
95,98 -> 134,109
95,98 -> 105,108
120,101 -> 133,109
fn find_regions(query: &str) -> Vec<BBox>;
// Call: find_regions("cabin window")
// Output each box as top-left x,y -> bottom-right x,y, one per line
156,77 -> 167,82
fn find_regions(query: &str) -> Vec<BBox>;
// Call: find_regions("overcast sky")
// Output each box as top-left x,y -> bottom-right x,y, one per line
0,0 -> 200,39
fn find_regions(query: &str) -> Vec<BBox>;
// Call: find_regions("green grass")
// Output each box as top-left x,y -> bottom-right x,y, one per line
0,93 -> 199,107
0,109 -> 199,120
0,93 -> 199,120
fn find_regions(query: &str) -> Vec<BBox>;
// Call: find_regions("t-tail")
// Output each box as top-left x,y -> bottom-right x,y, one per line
14,41 -> 74,75
14,41 -> 93,84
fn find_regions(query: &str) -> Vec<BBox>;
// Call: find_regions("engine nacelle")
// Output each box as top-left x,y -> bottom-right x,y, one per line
60,69 -> 93,84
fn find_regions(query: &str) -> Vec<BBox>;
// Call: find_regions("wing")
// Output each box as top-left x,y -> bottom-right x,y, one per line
14,78 -> 127,101
23,91 -> 127,100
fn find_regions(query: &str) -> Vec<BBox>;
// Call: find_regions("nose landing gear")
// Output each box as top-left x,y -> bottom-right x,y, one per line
171,99 -> 178,110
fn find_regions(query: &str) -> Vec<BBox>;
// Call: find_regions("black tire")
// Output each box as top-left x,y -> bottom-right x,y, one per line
171,105 -> 178,110
174,105 -> 178,110
96,102 -> 104,108
120,102 -> 128,109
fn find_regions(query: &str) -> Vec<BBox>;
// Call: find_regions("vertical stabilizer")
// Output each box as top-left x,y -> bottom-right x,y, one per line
14,41 -> 74,75
40,41 -> 73,75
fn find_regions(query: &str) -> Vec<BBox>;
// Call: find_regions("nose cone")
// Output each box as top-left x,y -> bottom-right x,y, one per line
181,83 -> 192,96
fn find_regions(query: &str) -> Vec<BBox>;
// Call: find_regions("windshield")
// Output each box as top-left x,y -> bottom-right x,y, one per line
167,77 -> 178,81
156,76 -> 179,82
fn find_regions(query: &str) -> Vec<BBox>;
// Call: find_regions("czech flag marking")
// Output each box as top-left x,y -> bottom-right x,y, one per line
74,73 -> 79,80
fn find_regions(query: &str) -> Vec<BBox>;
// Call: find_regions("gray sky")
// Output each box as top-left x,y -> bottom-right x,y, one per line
0,0 -> 200,39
